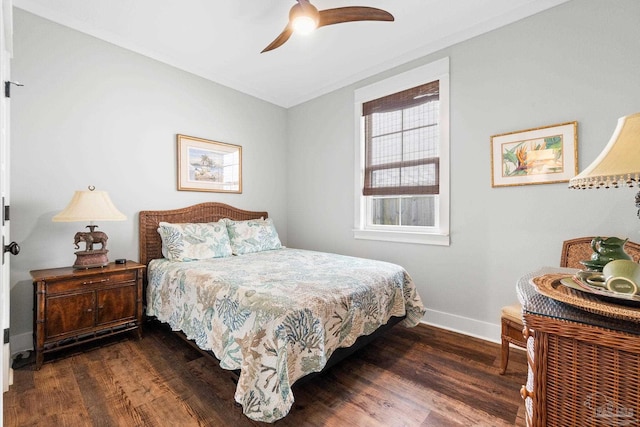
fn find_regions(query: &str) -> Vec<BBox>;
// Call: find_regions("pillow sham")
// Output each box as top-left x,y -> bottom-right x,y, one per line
224,217 -> 282,255
157,220 -> 232,261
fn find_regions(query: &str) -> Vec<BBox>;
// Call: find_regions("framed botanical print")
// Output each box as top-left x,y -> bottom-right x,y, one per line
491,122 -> 578,187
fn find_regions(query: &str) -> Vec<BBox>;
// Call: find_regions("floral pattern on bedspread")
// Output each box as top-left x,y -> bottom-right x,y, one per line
146,248 -> 425,422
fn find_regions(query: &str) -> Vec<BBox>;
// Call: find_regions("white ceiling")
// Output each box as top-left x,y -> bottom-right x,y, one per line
14,0 -> 569,108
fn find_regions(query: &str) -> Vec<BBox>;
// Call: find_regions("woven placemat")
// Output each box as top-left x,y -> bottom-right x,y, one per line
530,273 -> 640,322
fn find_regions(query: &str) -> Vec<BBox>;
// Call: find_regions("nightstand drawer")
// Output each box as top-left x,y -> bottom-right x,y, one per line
45,271 -> 137,294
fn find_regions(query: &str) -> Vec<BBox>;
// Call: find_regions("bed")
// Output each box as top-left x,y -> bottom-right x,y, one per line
139,202 -> 426,422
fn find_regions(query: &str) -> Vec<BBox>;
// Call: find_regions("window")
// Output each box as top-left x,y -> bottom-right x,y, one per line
354,58 -> 449,246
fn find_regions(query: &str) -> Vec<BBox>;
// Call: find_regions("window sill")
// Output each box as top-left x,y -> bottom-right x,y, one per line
353,229 -> 450,246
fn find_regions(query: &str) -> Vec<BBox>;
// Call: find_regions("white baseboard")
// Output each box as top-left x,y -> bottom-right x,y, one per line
421,308 -> 501,344
10,332 -> 33,358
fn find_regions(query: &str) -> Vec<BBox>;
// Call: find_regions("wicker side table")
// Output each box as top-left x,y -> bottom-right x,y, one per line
517,268 -> 640,427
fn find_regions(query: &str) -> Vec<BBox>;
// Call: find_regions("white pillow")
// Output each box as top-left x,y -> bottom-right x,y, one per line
224,218 -> 282,255
157,220 -> 232,261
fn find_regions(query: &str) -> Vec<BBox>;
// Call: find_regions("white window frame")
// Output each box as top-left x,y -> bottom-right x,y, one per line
353,58 -> 450,246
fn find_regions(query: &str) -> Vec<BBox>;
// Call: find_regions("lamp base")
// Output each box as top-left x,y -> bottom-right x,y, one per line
73,249 -> 109,269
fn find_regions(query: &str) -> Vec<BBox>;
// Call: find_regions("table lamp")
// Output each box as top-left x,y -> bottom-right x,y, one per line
569,112 -> 640,216
52,185 -> 126,268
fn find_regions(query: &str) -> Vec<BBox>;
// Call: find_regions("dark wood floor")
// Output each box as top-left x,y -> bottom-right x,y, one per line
4,322 -> 527,426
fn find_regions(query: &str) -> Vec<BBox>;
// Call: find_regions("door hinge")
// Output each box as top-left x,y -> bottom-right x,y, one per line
4,81 -> 23,98
3,328 -> 9,344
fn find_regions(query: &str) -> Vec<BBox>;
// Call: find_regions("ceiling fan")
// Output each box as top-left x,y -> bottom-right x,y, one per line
262,0 -> 394,53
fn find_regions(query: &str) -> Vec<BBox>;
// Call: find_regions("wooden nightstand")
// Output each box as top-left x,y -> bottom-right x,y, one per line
30,261 -> 145,369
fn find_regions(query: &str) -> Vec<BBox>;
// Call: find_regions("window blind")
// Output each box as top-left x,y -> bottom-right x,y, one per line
362,80 -> 440,196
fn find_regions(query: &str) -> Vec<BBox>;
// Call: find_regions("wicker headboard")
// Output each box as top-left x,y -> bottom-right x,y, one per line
138,202 -> 268,266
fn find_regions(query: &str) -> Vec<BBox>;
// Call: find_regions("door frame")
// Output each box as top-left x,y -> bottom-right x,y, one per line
0,0 -> 14,399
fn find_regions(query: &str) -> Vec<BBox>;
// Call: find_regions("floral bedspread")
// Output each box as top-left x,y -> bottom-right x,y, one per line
146,248 -> 426,422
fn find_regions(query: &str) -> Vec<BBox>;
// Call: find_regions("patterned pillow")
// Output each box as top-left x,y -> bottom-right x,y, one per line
157,220 -> 232,261
224,218 -> 282,255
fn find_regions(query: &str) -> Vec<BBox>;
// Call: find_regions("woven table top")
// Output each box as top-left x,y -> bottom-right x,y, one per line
518,267 -> 640,336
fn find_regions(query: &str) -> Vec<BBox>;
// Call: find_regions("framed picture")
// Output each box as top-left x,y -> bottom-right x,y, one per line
491,121 -> 578,187
177,134 -> 242,193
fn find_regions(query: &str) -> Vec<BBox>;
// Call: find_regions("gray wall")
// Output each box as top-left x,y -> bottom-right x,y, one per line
9,1 -> 640,351
10,10 -> 288,348
287,0 -> 640,339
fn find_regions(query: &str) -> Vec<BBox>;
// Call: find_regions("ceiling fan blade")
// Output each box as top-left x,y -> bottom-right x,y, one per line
318,7 -> 394,28
262,25 -> 294,53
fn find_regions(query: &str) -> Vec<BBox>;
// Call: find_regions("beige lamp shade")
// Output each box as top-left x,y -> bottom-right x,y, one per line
52,187 -> 126,222
569,112 -> 640,189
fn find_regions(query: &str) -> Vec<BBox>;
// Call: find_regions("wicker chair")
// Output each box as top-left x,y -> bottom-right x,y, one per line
499,236 -> 640,374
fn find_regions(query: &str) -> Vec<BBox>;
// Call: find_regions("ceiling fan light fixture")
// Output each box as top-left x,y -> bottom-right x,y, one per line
292,15 -> 317,34
290,2 -> 319,35
261,1 -> 394,53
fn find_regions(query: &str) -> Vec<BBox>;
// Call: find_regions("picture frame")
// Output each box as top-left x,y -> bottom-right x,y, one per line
491,121 -> 578,187
177,134 -> 242,193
